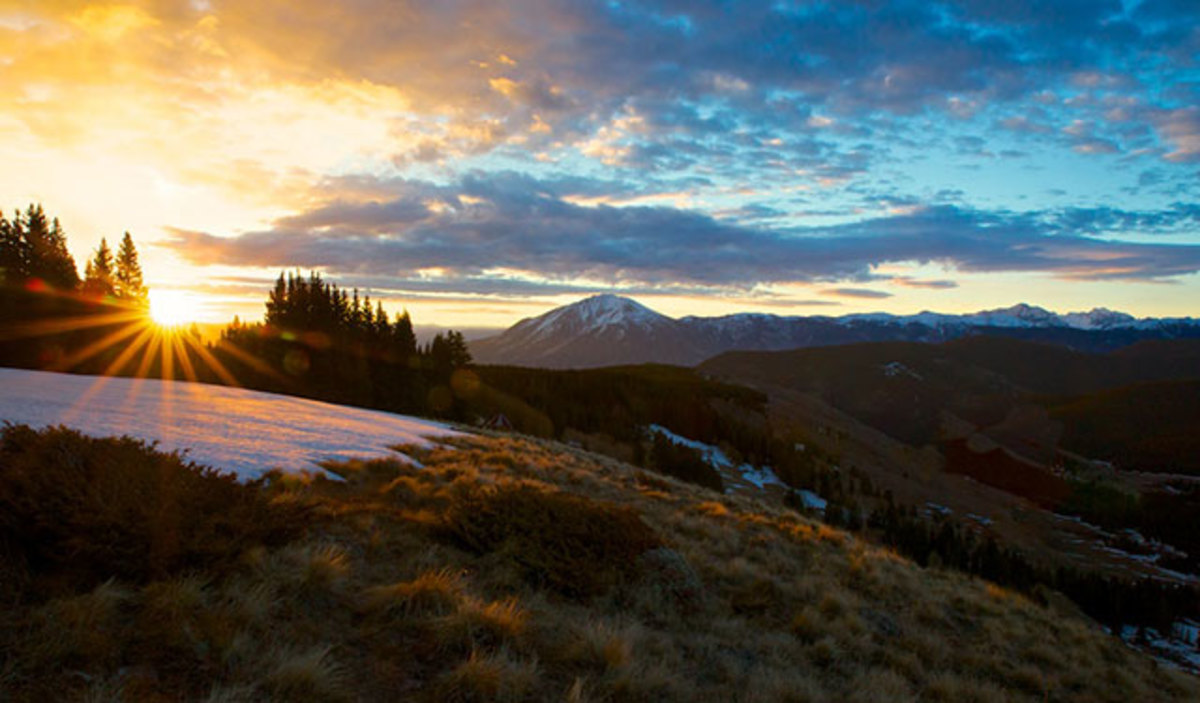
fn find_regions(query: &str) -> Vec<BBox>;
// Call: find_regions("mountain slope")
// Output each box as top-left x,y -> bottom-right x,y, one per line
470,294 -> 702,367
470,296 -> 1200,369
699,336 -> 1200,447
4,423 -> 1195,701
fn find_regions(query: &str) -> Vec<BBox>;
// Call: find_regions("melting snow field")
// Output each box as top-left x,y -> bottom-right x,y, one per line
0,368 -> 462,479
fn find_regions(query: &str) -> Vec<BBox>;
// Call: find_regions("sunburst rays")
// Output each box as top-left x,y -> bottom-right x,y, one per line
1,287 -> 269,424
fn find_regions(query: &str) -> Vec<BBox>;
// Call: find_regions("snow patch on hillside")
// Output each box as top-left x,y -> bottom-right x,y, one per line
881,361 -> 923,379
648,424 -> 786,491
797,489 -> 827,511
1120,624 -> 1200,674
0,368 -> 462,479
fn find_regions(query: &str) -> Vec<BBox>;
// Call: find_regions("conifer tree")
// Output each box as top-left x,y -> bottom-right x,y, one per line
83,238 -> 116,296
43,217 -> 80,290
114,232 -> 147,303
265,273 -> 287,325
374,301 -> 389,338
445,330 -> 472,367
0,205 -> 80,289
0,211 -> 24,285
21,205 -> 50,279
392,310 -> 417,357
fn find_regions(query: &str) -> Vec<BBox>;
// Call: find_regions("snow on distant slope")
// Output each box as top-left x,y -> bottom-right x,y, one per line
0,368 -> 462,479
1060,308 -> 1140,330
472,294 -> 1200,369
538,294 -> 666,332
843,305 -> 1161,331
471,294 -> 695,367
648,424 -> 787,491
962,303 -> 1062,328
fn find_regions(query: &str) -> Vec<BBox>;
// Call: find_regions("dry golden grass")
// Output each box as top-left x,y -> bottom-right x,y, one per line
361,567 -> 465,617
3,432 -> 1197,701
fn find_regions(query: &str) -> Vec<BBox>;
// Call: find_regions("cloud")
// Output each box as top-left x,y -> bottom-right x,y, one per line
821,288 -> 894,299
892,277 -> 959,290
1155,107 -> 1200,163
4,0 -> 1198,301
167,172 -> 1200,293
1,0 -> 1195,249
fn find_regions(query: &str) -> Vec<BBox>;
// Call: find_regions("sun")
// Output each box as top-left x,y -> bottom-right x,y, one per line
148,289 -> 198,328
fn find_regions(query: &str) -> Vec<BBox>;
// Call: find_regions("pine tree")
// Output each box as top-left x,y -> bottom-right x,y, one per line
0,205 -> 79,289
0,211 -> 25,285
445,330 -> 472,367
0,203 -> 78,289
392,310 -> 417,357
83,238 -> 116,297
21,205 -> 50,280
114,232 -> 146,303
265,273 -> 287,326
43,218 -> 80,290
374,301 -> 389,339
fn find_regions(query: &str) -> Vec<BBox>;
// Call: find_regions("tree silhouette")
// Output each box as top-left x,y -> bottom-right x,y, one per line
0,212 -> 24,285
392,309 -> 417,358
115,232 -> 147,303
0,205 -> 79,289
428,330 -> 472,372
83,237 -> 116,297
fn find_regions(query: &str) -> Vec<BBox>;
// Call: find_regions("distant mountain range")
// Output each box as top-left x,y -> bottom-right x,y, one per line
470,294 -> 1200,368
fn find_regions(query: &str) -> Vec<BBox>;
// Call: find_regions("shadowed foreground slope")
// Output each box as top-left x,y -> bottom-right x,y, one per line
1,426 -> 1193,702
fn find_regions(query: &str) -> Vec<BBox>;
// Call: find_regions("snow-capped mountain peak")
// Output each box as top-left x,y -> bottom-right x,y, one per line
965,303 -> 1061,328
520,294 -> 670,340
471,295 -> 1200,369
560,294 -> 666,328
469,294 -> 695,367
1061,308 -> 1139,330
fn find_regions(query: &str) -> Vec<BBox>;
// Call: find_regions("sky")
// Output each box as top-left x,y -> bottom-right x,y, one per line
1,0 -> 1198,329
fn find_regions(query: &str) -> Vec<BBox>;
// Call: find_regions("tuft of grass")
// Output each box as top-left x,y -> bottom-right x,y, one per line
264,645 -> 349,703
300,544 -> 351,591
361,567 -> 465,617
561,619 -> 642,675
25,579 -> 132,670
443,482 -> 661,598
433,596 -> 528,653
434,648 -> 539,703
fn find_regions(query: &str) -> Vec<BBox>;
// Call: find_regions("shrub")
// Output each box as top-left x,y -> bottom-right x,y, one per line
0,424 -> 308,598
444,483 -> 661,598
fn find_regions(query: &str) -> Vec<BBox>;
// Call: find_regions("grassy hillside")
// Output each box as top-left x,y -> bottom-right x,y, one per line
2,425 -> 1194,701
